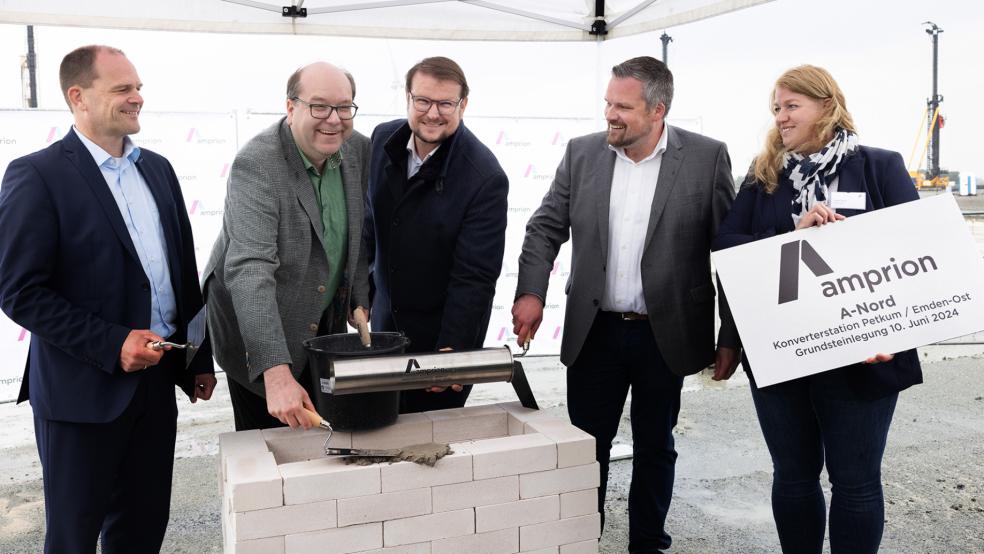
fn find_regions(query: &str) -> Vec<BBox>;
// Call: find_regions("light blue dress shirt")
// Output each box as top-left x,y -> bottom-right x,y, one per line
75,127 -> 177,338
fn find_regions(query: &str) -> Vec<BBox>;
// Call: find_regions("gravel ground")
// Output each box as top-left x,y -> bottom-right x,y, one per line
1,352 -> 981,553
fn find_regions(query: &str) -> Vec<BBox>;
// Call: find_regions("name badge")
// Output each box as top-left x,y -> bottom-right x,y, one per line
830,192 -> 866,210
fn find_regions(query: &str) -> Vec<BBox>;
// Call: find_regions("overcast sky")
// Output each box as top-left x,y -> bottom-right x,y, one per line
0,0 -> 981,178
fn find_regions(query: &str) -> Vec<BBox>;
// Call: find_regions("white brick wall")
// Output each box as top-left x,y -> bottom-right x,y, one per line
383,508 -> 475,546
427,404 -> 508,443
431,475 -> 519,512
220,402 -> 600,554
280,458 -> 381,504
337,488 -> 431,526
285,523 -> 382,554
519,514 -> 601,551
519,463 -> 600,499
475,495 -> 559,533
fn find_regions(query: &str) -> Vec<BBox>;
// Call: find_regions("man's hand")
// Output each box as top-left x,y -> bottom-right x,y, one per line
712,346 -> 741,381
120,329 -> 165,373
263,364 -> 316,429
512,294 -> 544,348
427,347 -> 463,393
863,353 -> 895,364
189,373 -> 217,403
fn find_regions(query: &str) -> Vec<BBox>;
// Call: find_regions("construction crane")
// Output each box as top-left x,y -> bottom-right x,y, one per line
908,22 -> 951,189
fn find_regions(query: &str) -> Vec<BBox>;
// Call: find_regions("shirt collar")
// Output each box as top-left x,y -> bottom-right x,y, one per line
296,145 -> 342,176
74,126 -> 140,167
608,123 -> 669,165
406,134 -> 440,166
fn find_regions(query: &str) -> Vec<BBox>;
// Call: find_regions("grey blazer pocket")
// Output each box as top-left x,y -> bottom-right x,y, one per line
689,283 -> 715,303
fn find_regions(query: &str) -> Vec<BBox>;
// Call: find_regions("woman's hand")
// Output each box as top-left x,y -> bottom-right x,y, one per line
863,353 -> 894,364
795,203 -> 845,230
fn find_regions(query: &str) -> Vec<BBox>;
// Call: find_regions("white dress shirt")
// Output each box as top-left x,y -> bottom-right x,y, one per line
601,127 -> 669,314
406,135 -> 440,179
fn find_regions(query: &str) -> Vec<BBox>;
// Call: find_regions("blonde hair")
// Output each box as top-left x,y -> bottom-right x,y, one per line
752,65 -> 856,193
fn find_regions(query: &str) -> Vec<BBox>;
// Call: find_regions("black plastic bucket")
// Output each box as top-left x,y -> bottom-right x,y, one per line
303,332 -> 410,431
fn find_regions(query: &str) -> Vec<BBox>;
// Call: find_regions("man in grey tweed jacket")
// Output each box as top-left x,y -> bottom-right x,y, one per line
203,62 -> 370,430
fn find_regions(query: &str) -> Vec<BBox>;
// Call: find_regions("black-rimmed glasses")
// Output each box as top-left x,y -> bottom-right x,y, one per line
291,97 -> 358,120
409,93 -> 462,115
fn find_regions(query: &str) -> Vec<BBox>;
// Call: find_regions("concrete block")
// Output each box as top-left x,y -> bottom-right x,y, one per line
427,404 -> 508,443
455,433 -> 557,480
383,508 -> 475,546
280,458 -> 380,504
234,500 -> 337,541
262,426 -> 351,464
520,463 -> 600,499
380,451 -> 472,492
476,495 -> 559,533
337,488 -> 431,527
352,413 -> 433,450
560,489 -> 597,519
432,528 -> 519,554
432,475 -> 518,512
559,539 -> 599,554
226,536 -> 285,554
285,522 -> 382,554
520,548 -> 558,554
500,402 -> 550,436
226,451 -> 283,512
356,543 -> 431,554
219,430 -> 269,482
519,514 -> 601,551
524,419 -> 595,468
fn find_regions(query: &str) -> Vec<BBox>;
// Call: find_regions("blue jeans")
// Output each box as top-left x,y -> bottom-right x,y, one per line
567,312 -> 684,553
750,374 -> 898,554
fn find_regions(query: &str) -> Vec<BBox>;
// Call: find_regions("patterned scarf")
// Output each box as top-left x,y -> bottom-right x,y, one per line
783,128 -> 859,225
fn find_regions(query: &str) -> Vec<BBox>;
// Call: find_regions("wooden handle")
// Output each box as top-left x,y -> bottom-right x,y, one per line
303,408 -> 327,429
353,307 -> 371,348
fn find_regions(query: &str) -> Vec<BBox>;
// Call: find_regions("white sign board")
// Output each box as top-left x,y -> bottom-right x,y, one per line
712,194 -> 984,387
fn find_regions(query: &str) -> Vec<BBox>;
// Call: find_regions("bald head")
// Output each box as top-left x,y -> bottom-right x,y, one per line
286,62 -> 356,102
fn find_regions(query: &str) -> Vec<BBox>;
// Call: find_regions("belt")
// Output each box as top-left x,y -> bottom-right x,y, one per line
602,311 -> 648,321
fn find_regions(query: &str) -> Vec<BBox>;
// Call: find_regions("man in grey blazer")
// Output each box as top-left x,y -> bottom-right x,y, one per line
512,57 -> 740,552
204,62 -> 370,430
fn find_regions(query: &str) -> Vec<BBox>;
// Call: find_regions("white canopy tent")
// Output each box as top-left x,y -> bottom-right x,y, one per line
0,0 -> 772,41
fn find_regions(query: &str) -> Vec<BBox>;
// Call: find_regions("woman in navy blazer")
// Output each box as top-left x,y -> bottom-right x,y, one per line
712,65 -> 922,554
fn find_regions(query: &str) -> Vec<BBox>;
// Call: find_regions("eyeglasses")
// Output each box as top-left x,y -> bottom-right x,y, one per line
291,97 -> 358,120
409,93 -> 462,115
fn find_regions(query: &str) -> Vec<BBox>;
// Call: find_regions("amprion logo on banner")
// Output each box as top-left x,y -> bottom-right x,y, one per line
777,239 -> 940,305
777,240 -> 833,304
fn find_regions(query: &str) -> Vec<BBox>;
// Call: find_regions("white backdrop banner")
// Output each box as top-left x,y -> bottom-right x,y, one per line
2,108 -> 700,401
712,194 -> 984,387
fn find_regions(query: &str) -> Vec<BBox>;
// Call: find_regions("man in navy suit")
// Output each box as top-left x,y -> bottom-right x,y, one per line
367,57 -> 508,413
0,45 -> 215,553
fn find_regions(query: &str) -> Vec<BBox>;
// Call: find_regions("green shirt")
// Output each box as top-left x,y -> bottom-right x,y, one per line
297,147 -> 347,309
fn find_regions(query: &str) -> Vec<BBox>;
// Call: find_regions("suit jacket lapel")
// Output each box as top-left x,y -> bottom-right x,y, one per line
595,148 -> 616,265
62,130 -> 141,264
279,121 -> 326,250
339,139 -> 362,283
643,125 -> 683,251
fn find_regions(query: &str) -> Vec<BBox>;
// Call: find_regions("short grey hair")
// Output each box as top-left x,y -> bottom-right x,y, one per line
611,56 -> 673,115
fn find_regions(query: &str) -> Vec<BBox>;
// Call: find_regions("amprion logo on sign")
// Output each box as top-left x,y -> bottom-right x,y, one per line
777,240 -> 833,304
777,239 -> 940,305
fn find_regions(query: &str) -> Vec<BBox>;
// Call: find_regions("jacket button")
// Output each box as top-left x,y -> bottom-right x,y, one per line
392,218 -> 400,226
592,299 -> 599,306
317,285 -> 326,293
392,308 -> 399,315
141,282 -> 150,291
309,323 -> 318,332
